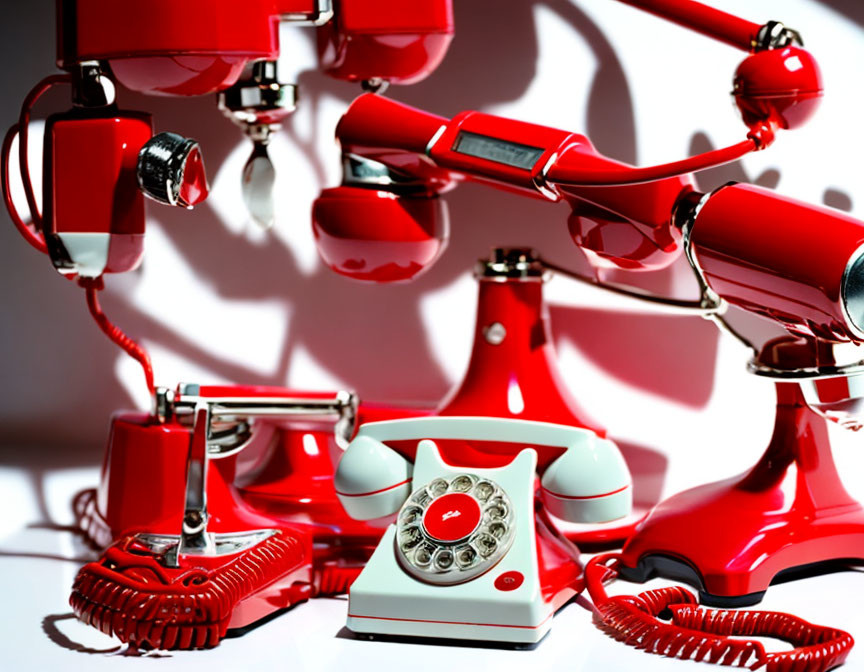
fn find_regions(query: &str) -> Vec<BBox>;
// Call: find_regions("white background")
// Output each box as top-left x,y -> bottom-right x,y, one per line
3,0 -> 864,669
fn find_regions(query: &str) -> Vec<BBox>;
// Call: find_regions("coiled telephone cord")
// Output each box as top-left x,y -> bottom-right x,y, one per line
585,553 -> 854,671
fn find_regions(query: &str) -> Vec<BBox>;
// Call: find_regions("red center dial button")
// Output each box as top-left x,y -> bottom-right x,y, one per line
494,571 -> 524,591
422,493 -> 482,542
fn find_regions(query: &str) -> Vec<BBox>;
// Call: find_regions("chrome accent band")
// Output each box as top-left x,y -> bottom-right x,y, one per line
748,359 -> 864,380
754,21 -> 803,50
148,529 -> 279,568
395,474 -> 515,585
476,248 -> 548,282
342,154 -> 430,193
281,0 -> 334,26
840,242 -> 864,341
532,151 -> 561,201
425,124 -> 447,156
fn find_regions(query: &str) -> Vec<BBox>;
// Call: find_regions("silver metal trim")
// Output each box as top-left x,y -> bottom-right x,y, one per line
165,386 -> 358,455
159,386 -> 357,565
476,248 -> 547,282
840,242 -> 864,341
146,529 -> 279,568
425,124 -> 447,157
748,358 -> 864,381
174,405 -> 214,565
342,153 -> 430,193
678,185 -> 758,352
281,0 -> 334,26
543,259 -> 725,316
532,152 -> 561,201
754,21 -> 803,50
395,474 -> 516,585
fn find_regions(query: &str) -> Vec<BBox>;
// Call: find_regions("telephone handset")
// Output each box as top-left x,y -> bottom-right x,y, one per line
334,416 -> 632,643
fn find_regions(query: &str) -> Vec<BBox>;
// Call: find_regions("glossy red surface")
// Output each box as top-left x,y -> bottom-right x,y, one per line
620,382 -> 864,600
56,0 -> 305,94
734,46 -> 823,130
337,93 -> 448,156
615,0 -> 760,51
334,94 -> 692,270
178,145 -> 209,206
87,401 -> 426,550
108,56 -> 249,97
96,414 -> 189,537
438,276 -> 603,441
691,183 -> 864,342
317,0 -> 454,84
43,111 -> 151,273
423,493 -> 482,542
312,186 -> 449,282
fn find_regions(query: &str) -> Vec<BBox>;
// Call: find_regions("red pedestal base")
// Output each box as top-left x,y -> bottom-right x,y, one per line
619,381 -> 864,606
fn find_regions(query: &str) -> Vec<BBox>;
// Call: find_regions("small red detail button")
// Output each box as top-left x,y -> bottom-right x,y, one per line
494,571 -> 524,591
422,493 -> 482,542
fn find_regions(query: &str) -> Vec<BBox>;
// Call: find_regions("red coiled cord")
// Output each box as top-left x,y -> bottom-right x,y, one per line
585,553 -> 854,671
80,277 -> 155,395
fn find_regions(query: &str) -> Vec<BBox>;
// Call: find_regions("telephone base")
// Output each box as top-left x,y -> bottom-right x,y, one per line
620,382 -> 864,602
345,441 -> 585,645
347,528 -> 571,644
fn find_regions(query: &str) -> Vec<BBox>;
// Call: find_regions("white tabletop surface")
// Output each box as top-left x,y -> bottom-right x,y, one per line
2,459 -> 864,672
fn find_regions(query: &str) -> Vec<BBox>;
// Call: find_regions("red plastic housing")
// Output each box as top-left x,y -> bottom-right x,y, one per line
317,0 -> 454,85
57,0 -> 316,95
615,0 -> 760,51
690,183 -> 864,342
312,186 -> 449,282
733,46 -> 823,131
43,110 -> 152,276
620,379 -> 864,603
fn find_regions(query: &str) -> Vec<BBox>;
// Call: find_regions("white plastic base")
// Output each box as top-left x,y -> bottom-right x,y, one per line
346,443 -> 556,644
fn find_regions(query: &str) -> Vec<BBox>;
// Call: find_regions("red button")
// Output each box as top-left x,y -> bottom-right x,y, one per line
494,571 -> 524,591
422,493 -> 482,542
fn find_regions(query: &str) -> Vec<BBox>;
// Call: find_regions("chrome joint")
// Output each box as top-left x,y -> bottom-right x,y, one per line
342,153 -> 429,193
754,21 -> 803,50
532,152 -> 562,201
71,61 -> 116,108
281,0 -> 334,26
218,61 -> 298,137
425,125 -> 448,156
476,248 -> 548,282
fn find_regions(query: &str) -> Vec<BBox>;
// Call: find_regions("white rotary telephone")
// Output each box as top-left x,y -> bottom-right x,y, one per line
334,416 -> 632,644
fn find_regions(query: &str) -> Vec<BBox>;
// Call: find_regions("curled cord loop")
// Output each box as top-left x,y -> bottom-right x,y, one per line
1,123 -> 46,254
18,74 -> 70,228
3,74 -> 71,254
585,553 -> 854,672
80,277 -> 155,395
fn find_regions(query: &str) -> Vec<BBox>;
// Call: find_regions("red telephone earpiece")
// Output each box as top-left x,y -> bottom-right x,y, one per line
312,185 -> 449,282
733,45 -> 823,131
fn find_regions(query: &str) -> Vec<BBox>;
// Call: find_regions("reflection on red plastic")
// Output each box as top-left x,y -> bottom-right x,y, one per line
733,46 -> 823,131
179,146 -> 209,207
312,186 -> 449,282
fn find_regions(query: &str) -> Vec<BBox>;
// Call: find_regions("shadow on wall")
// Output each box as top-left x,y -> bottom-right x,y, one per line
1,0 -> 725,460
